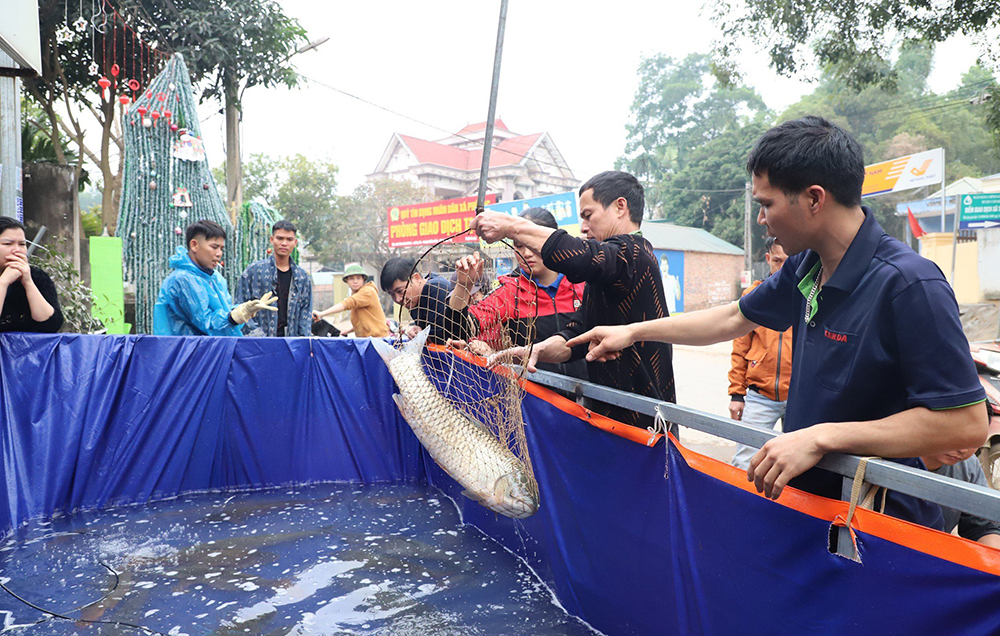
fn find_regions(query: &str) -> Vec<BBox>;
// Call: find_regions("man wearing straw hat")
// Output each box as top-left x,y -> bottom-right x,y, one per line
314,264 -> 389,338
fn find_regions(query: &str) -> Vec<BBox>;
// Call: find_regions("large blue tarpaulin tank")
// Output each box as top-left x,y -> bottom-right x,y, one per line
1,333 -> 999,635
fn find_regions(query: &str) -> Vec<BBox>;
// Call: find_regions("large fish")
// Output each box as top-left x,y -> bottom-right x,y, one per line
372,329 -> 539,519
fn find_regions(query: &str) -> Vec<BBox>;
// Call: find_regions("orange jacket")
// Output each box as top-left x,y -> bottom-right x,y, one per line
728,280 -> 793,402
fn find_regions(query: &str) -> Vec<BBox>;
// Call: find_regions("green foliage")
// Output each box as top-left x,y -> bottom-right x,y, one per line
232,154 -> 341,262
777,50 -> 1000,236
32,239 -> 104,333
128,0 -> 307,108
337,177 -> 432,269
81,209 -> 102,237
618,53 -> 769,247
711,0 -> 1000,150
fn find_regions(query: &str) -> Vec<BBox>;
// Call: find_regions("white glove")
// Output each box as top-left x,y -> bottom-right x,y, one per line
231,291 -> 279,324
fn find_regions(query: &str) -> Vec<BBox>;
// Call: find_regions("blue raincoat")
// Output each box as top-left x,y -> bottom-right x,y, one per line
153,246 -> 243,337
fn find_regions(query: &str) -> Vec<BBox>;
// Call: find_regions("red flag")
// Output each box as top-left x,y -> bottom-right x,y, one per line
907,207 -> 926,239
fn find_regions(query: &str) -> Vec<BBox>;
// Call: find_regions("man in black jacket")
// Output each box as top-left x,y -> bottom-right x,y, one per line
471,171 -> 676,428
0,217 -> 63,333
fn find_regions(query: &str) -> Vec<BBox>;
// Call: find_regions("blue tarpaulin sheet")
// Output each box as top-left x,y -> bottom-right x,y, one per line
1,333 -> 998,635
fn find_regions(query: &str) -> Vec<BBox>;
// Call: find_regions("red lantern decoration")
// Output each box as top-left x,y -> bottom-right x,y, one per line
163,109 -> 172,120
156,92 -> 166,102
110,64 -> 120,77
170,124 -> 178,132
137,106 -> 147,116
145,91 -> 153,100
151,111 -> 160,121
97,76 -> 111,101
128,79 -> 140,92
119,95 -> 131,106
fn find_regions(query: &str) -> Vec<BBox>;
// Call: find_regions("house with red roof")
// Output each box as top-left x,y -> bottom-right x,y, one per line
369,119 -> 579,201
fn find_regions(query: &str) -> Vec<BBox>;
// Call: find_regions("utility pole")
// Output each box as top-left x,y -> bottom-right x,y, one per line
0,50 -> 23,220
743,180 -> 752,286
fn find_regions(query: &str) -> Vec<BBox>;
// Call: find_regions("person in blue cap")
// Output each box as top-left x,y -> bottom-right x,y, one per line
154,220 -> 277,336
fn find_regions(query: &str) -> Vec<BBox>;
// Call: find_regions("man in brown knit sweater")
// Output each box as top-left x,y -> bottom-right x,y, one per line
471,171 -> 675,428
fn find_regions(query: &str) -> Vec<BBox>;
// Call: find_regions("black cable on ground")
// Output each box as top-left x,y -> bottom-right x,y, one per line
0,565 -> 168,636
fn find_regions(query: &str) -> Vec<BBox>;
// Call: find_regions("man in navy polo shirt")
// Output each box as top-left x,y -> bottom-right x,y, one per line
565,116 -> 988,528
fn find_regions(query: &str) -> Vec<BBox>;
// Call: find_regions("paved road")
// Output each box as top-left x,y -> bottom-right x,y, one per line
671,342 -> 738,464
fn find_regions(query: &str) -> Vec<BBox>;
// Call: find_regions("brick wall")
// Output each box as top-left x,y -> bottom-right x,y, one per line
683,252 -> 743,312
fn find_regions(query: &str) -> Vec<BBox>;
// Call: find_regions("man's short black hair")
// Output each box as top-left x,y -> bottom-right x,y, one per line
380,256 -> 416,292
519,207 -> 558,230
185,219 -> 227,247
746,116 -> 865,207
579,170 -> 644,224
272,219 -> 297,235
765,236 -> 777,253
0,217 -> 26,235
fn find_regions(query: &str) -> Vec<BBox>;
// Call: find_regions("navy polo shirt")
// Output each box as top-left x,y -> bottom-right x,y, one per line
739,207 -> 985,528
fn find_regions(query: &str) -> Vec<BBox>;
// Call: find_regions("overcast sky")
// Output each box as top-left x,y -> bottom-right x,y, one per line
194,1 -> 982,194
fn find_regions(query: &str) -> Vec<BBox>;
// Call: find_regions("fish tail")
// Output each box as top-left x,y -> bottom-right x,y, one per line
371,327 -> 429,364
403,327 -> 430,356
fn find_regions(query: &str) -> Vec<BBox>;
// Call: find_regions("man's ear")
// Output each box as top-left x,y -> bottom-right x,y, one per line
805,185 -> 826,213
616,196 -> 630,219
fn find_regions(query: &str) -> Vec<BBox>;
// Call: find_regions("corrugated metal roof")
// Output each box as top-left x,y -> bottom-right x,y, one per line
641,221 -> 744,255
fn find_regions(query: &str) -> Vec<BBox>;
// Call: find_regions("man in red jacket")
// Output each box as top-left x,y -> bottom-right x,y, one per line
728,237 -> 792,468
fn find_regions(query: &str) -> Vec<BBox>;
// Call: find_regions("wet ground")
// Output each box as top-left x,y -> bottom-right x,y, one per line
0,484 -> 599,636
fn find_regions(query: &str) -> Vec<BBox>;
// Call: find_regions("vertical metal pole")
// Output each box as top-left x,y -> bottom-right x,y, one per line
0,51 -> 23,220
950,198 -> 960,288
475,0 -> 509,212
940,148 -> 946,233
744,181 -> 752,277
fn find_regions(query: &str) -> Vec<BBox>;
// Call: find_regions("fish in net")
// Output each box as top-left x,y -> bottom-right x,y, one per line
372,236 -> 540,519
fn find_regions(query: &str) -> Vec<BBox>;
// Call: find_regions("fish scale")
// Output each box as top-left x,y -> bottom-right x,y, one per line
373,331 -> 539,519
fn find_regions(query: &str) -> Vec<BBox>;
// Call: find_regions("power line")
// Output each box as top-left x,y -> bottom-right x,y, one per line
299,74 -> 749,194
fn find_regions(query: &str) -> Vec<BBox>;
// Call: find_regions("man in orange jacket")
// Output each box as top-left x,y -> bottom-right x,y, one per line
728,237 -> 793,469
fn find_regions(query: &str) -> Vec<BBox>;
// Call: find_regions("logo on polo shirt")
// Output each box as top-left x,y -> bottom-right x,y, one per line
823,328 -> 850,344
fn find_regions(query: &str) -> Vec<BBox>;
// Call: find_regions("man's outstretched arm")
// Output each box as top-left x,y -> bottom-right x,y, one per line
748,402 -> 989,500
565,302 -> 758,362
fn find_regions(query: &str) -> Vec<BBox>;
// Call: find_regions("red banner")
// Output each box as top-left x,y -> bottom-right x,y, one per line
387,194 -> 496,248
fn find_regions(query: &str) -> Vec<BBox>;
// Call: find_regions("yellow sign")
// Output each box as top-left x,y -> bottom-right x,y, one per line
862,148 -> 944,197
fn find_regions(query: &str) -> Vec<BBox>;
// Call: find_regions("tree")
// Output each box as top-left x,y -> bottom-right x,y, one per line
272,155 -> 341,260
24,0 -> 305,233
711,0 -> 1000,147
618,53 -> 770,246
776,48 -> 1000,237
620,53 -> 767,209
132,0 -> 307,213
337,177 -> 432,271
657,120 -> 771,247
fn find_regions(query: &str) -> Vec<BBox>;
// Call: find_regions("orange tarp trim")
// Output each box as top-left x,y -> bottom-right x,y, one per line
520,369 -> 1000,578
431,345 -> 1000,576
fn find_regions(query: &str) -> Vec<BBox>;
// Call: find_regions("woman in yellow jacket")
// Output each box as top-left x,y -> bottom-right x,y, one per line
313,264 -> 389,338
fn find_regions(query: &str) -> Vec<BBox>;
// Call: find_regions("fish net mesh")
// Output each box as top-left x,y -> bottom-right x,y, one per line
394,236 -> 538,484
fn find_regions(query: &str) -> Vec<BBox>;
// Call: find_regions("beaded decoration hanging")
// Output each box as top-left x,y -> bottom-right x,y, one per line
117,53 -> 238,334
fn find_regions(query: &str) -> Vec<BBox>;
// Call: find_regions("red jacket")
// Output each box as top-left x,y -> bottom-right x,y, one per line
469,273 -> 587,380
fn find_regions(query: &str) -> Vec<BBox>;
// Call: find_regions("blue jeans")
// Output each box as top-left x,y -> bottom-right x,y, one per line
731,390 -> 787,470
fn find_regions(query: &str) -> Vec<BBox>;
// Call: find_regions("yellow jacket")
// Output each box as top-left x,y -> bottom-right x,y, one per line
342,282 -> 389,338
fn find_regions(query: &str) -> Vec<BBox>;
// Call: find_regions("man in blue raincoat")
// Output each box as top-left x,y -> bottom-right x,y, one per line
154,220 -> 277,336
